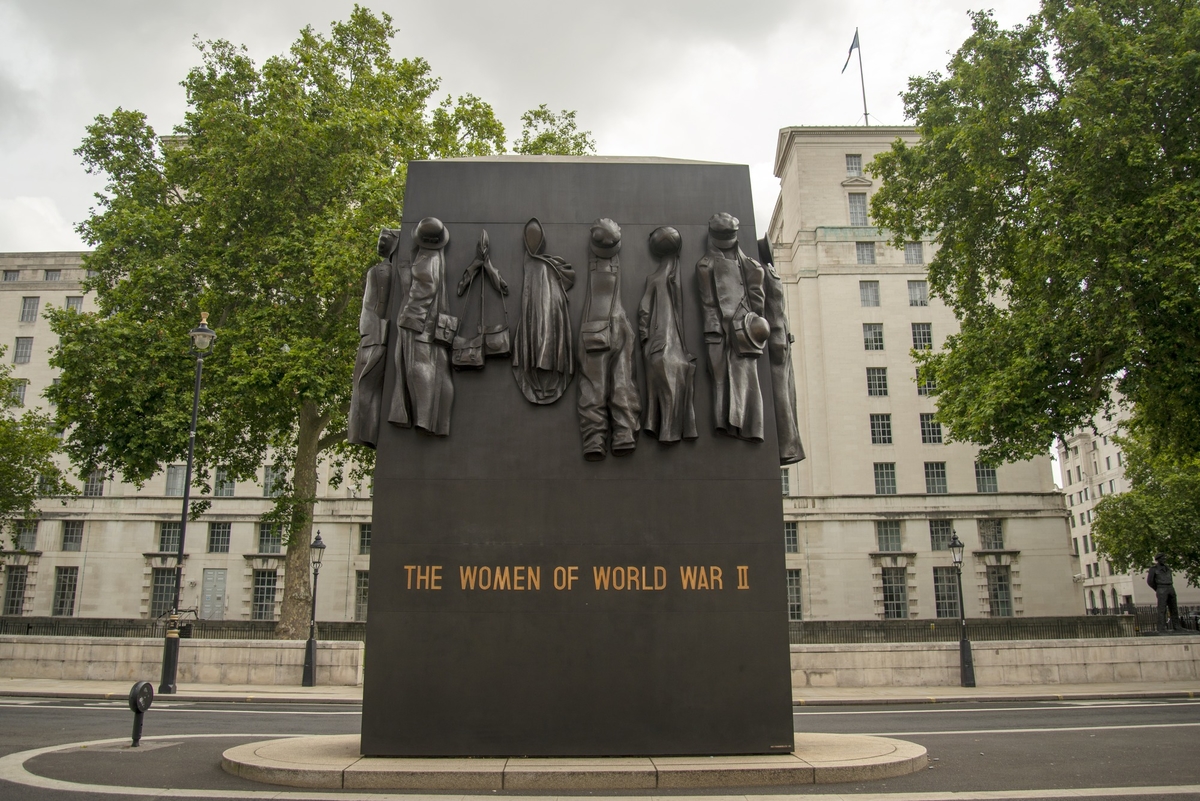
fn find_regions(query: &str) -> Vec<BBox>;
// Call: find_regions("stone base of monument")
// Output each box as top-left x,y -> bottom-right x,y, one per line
221,734 -> 927,790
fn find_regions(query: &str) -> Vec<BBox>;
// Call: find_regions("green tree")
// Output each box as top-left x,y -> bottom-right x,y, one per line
514,104 -> 596,156
0,352 -> 74,549
1092,422 -> 1200,587
50,7 -> 516,636
869,0 -> 1200,465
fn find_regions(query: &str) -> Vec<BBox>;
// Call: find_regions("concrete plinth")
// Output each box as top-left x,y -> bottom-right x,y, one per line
221,733 -> 927,790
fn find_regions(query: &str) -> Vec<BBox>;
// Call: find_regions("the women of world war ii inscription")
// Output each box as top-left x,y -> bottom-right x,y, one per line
356,157 -> 798,757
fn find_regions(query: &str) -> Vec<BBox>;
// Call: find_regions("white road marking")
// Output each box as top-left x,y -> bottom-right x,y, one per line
795,701 -> 1200,716
865,722 -> 1200,737
2,734 -> 1200,800
0,702 -> 358,715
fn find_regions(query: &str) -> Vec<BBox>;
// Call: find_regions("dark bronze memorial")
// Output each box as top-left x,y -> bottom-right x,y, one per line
353,156 -> 800,757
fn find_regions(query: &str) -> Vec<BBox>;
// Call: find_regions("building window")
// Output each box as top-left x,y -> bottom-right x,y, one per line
874,463 -> 897,495
916,368 -> 937,396
208,522 -> 231,553
83,470 -> 105,498
875,520 -> 902,552
920,413 -> 943,444
44,270 -> 61,282
258,523 -> 282,554
786,569 -> 803,622
15,520 -> 37,551
881,567 -> 908,619
158,521 -> 181,553
13,337 -> 33,364
911,322 -> 933,350
355,571 -> 370,622
2,270 -> 18,282
975,462 -> 999,493
866,367 -> 888,396
849,193 -> 869,226
863,323 -> 884,350
262,465 -> 285,498
978,518 -> 1004,550
856,241 -> 876,265
784,522 -> 798,553
924,462 -> 948,494
165,464 -> 186,497
214,467 -> 235,497
859,280 -> 880,307
66,296 -> 83,312
1070,515 -> 1076,528
61,520 -> 83,552
359,523 -> 372,555
150,568 -> 176,618
1072,537 -> 1079,555
933,566 -> 960,619
251,570 -> 278,620
869,413 -> 892,445
905,244 -> 925,267
780,467 -> 790,496
52,566 -> 78,616
986,565 -> 1013,617
19,297 -> 38,323
929,519 -> 953,551
10,379 -> 27,406
1065,469 -> 1072,486
1105,455 -> 1111,470
3,565 -> 27,615
845,154 -> 863,177
1109,479 -> 1115,493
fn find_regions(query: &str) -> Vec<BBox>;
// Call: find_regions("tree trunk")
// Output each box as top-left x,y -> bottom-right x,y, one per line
275,401 -> 324,639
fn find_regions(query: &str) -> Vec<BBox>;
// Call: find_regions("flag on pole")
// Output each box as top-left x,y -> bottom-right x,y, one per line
841,28 -> 860,74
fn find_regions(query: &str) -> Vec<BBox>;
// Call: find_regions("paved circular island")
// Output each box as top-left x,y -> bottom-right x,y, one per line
222,733 -> 927,790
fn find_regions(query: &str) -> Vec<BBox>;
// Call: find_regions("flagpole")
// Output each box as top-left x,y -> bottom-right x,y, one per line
856,29 -> 870,126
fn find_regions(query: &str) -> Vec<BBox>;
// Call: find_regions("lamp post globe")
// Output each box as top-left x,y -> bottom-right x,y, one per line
159,313 -> 216,695
302,531 -> 326,687
949,530 -> 976,688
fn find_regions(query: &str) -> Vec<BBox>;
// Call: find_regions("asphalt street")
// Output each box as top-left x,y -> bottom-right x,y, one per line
0,696 -> 1196,799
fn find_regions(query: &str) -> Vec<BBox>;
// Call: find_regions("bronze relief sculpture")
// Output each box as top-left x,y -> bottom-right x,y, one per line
758,238 -> 805,465
452,230 -> 510,370
639,226 -> 697,443
695,213 -> 767,442
512,218 -> 576,404
577,218 -> 641,460
348,228 -> 400,449
388,217 -> 456,436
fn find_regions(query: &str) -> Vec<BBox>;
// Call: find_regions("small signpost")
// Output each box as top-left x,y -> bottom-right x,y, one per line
128,681 -> 154,747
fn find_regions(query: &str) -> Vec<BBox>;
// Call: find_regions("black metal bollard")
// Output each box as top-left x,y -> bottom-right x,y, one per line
128,681 -> 154,747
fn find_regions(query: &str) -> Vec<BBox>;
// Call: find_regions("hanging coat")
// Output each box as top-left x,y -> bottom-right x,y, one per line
512,218 -> 576,404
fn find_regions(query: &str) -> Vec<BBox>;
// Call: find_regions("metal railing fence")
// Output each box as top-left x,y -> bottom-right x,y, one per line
789,615 -> 1138,644
0,616 -> 367,641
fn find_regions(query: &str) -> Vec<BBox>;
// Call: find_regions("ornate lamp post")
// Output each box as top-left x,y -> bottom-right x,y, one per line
159,313 -> 216,695
301,531 -> 326,687
949,531 -> 976,688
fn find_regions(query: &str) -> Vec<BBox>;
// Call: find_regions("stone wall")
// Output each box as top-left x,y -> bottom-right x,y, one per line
0,636 -> 364,686
791,637 -> 1200,688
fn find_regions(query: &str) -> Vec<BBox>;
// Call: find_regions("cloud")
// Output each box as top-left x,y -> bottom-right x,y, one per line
0,197 -> 86,252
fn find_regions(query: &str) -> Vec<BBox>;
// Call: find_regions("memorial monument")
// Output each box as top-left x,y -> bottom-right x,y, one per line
352,156 -> 801,757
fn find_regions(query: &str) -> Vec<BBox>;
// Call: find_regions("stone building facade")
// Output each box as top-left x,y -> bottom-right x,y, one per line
1057,404 -> 1200,613
767,126 -> 1083,621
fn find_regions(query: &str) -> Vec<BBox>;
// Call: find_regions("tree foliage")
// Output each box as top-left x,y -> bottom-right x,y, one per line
1092,420 -> 1200,587
870,0 -> 1200,465
50,6 -> 592,636
514,105 -> 596,156
0,352 -> 74,548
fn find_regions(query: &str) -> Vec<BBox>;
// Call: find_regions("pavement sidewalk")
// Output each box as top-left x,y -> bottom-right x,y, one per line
0,676 -> 1196,705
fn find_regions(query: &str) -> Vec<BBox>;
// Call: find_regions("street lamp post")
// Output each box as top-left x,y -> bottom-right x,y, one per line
301,531 -> 326,687
159,313 -> 216,695
949,531 -> 976,688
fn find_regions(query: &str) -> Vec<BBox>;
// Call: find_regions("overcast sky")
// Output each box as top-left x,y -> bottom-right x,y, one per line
0,0 -> 1041,253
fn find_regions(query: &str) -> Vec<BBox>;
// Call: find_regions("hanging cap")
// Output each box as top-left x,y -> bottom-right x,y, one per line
708,212 -> 740,248
649,226 -> 682,258
590,218 -> 622,258
413,217 -> 449,249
